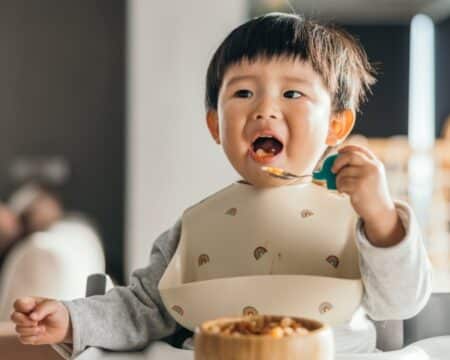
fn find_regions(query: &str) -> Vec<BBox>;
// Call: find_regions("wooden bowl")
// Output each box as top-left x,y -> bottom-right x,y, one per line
194,315 -> 334,360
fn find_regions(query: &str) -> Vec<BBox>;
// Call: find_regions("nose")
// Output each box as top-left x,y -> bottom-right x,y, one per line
251,95 -> 281,121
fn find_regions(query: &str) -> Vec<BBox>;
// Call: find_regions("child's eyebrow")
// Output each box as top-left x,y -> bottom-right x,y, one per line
224,75 -> 312,88
225,75 -> 257,88
281,76 -> 312,86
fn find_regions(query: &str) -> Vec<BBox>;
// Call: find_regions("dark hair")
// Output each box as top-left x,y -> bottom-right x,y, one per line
205,12 -> 376,113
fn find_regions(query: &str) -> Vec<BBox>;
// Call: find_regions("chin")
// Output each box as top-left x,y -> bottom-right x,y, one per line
254,182 -> 282,189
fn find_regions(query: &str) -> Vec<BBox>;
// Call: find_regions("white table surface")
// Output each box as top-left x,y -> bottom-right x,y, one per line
75,336 -> 450,360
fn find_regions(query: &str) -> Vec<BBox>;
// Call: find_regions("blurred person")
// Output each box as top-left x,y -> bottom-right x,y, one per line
0,182 -> 105,320
0,182 -> 65,270
0,203 -> 22,266
12,182 -> 64,235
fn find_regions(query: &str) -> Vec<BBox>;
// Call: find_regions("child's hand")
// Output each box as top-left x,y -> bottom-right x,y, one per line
10,297 -> 72,345
332,144 -> 405,247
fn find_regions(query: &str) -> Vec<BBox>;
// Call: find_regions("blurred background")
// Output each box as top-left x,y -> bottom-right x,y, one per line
0,0 -> 449,303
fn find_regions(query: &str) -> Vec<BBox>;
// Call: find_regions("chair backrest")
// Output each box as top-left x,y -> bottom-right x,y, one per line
85,273 -> 107,297
0,220 -> 105,321
85,273 -> 114,297
374,319 -> 404,351
404,292 -> 450,345
375,293 -> 450,351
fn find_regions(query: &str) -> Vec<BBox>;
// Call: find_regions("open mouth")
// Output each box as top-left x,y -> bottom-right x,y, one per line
251,135 -> 284,159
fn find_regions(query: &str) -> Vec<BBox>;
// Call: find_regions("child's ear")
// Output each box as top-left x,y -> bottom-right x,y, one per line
325,109 -> 355,146
206,110 -> 221,144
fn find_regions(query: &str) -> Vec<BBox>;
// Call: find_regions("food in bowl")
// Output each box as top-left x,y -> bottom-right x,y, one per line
203,315 -> 310,338
195,315 -> 334,360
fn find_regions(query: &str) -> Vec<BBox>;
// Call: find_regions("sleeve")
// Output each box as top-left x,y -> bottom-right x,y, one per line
62,219 -> 183,358
356,200 -> 432,321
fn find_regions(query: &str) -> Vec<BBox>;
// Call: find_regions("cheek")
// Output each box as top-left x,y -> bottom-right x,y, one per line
290,106 -> 329,138
286,105 -> 330,148
220,105 -> 246,143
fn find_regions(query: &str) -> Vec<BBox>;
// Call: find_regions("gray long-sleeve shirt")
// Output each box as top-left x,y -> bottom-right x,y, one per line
63,201 -> 432,358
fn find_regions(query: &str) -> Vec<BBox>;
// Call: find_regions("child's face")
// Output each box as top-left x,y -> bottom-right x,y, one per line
207,57 -> 354,188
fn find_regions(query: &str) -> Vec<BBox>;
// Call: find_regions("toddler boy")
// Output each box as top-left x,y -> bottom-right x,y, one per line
11,12 -> 431,357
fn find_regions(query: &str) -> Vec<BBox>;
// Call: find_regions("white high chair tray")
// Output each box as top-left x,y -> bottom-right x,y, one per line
74,336 -> 450,360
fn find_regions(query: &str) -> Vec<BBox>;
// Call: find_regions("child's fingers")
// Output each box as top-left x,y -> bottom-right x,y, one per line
336,175 -> 358,193
332,151 -> 370,173
13,297 -> 39,313
10,311 -> 37,326
338,144 -> 377,160
15,325 -> 44,337
29,300 -> 58,322
336,166 -> 362,178
18,335 -> 40,345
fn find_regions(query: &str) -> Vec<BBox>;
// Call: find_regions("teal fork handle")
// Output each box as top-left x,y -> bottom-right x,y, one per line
312,154 -> 338,190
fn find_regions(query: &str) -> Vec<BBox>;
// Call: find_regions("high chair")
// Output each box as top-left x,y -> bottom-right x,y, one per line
72,274 -> 450,354
1,274 -> 447,359
374,292 -> 450,350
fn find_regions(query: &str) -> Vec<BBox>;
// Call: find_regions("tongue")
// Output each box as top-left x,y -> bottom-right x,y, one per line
253,138 -> 283,156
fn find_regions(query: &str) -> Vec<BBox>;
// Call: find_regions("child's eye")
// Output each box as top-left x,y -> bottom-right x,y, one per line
284,90 -> 303,99
234,89 -> 253,98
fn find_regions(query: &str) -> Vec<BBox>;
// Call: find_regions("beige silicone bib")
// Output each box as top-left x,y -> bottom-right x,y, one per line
159,182 -> 363,331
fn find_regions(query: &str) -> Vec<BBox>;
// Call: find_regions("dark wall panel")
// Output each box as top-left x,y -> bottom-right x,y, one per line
344,25 -> 410,137
436,16 -> 450,136
0,1 -> 125,283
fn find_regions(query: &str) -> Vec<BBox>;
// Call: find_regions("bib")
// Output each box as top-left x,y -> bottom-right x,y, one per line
159,182 -> 363,330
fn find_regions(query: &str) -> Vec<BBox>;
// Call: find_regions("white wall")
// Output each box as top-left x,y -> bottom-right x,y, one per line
126,0 -> 247,277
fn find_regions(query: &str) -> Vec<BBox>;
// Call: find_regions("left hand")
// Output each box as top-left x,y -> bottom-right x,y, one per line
331,144 -> 405,246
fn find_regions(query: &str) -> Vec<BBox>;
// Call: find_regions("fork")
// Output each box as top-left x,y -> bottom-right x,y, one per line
261,154 -> 339,190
